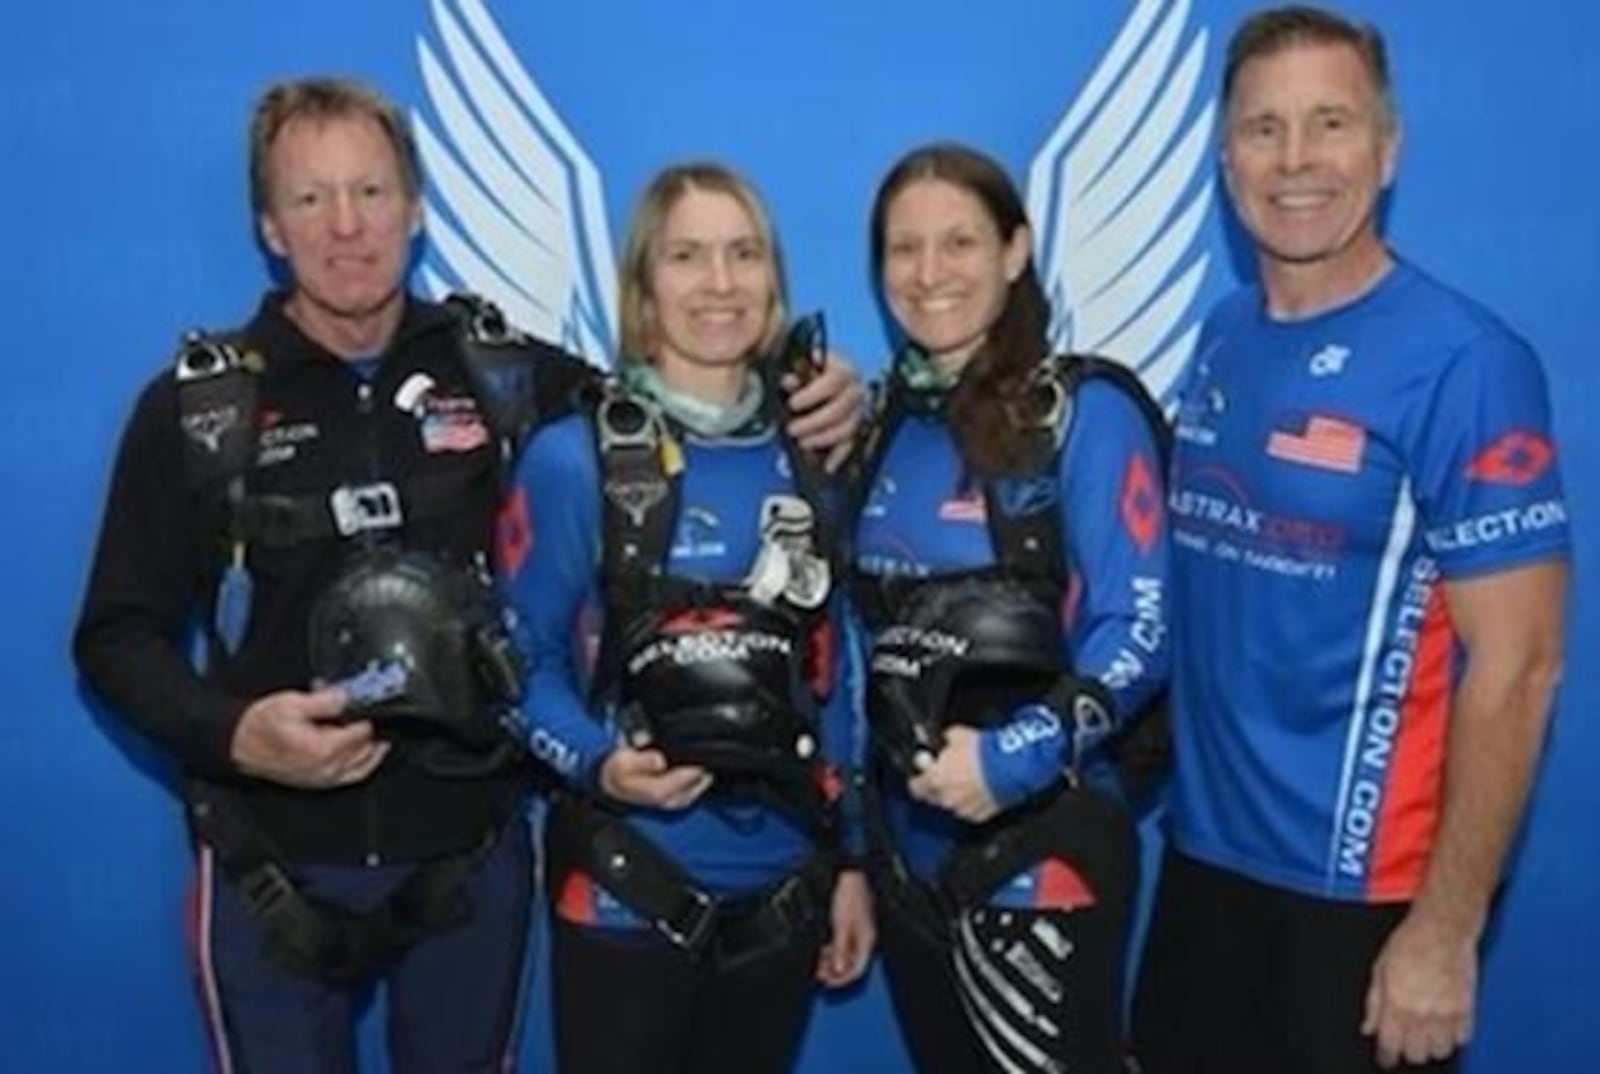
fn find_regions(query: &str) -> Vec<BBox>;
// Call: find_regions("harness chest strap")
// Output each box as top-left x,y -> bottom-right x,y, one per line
175,294 -> 575,549
584,376 -> 837,829
851,353 -> 1171,588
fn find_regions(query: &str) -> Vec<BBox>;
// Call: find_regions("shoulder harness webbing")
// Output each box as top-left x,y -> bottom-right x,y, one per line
585,336 -> 835,709
582,322 -> 839,837
849,353 -> 1171,591
849,353 -> 1174,802
174,293 -> 591,549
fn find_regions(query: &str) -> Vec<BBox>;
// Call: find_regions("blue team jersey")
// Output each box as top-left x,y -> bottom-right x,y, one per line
854,375 -> 1170,910
1167,261 -> 1570,902
499,409 -> 856,927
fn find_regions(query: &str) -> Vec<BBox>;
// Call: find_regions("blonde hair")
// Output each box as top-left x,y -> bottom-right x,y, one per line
616,161 -> 788,366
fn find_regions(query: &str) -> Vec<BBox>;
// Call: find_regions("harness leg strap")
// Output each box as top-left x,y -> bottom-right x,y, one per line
549,796 -> 832,969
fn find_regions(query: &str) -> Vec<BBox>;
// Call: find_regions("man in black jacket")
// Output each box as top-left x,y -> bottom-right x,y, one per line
74,76 -> 861,1072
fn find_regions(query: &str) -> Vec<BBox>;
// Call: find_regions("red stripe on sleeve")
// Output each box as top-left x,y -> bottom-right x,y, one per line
1368,590 -> 1454,900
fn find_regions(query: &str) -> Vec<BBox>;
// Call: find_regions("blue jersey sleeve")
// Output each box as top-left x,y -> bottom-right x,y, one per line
1410,329 -> 1569,577
1058,377 -> 1171,716
819,594 -> 867,859
978,376 -> 1171,808
498,416 -> 614,785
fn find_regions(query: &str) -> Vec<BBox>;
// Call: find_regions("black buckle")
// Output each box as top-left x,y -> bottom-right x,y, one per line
597,388 -> 671,531
765,870 -> 815,931
449,292 -> 528,346
659,886 -> 719,954
239,862 -> 298,919
711,864 -> 828,971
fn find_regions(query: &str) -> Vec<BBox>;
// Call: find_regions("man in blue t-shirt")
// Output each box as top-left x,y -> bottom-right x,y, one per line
1131,8 -> 1570,1074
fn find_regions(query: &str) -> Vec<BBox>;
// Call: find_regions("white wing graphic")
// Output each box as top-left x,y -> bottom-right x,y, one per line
412,0 -> 617,365
1026,0 -> 1216,404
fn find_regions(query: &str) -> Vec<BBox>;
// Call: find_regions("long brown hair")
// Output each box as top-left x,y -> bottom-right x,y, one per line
870,143 -> 1053,475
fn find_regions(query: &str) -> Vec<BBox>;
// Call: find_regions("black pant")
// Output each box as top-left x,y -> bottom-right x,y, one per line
550,914 -> 821,1074
878,896 -> 1129,1074
1131,850 -> 1461,1074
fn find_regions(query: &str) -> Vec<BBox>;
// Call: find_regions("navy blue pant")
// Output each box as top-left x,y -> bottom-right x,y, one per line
193,814 -> 534,1074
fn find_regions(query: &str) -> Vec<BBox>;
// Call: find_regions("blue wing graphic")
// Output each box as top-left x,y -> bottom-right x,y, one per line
412,0 -> 617,365
1026,0 -> 1216,405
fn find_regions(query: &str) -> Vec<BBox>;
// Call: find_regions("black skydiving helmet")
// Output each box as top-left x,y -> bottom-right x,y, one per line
616,598 -> 818,778
868,576 -> 1064,776
307,548 -> 525,771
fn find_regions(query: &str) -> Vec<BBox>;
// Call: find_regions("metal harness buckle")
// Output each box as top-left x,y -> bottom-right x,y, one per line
175,331 -> 245,383
329,482 -> 403,537
596,392 -> 659,452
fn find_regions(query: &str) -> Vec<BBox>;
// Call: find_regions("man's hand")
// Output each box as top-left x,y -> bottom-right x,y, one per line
782,351 -> 864,472
229,687 -> 390,789
598,745 -> 713,810
1362,910 -> 1477,1068
816,868 -> 875,987
1356,560 -> 1564,1068
908,726 -> 1000,823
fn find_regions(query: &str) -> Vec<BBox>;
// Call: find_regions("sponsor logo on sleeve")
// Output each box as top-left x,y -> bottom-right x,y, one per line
1120,452 -> 1161,553
495,484 -> 532,576
1467,430 -> 1554,486
1423,501 -> 1568,554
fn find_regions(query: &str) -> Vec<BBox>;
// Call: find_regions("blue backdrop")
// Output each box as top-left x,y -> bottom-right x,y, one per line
4,1 -> 1595,1069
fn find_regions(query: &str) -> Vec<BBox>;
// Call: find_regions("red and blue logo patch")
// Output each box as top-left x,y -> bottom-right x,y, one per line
1468,430 -> 1554,485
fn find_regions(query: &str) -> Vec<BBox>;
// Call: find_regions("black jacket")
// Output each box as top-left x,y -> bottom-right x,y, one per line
74,292 -> 590,863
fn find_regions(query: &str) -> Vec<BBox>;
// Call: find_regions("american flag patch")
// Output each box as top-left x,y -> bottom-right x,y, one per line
421,413 -> 490,453
938,489 -> 987,523
1267,414 -> 1366,473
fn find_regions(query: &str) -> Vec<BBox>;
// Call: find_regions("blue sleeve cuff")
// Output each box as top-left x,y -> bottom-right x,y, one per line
836,768 -> 868,862
525,717 -> 613,790
978,703 -> 1069,811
